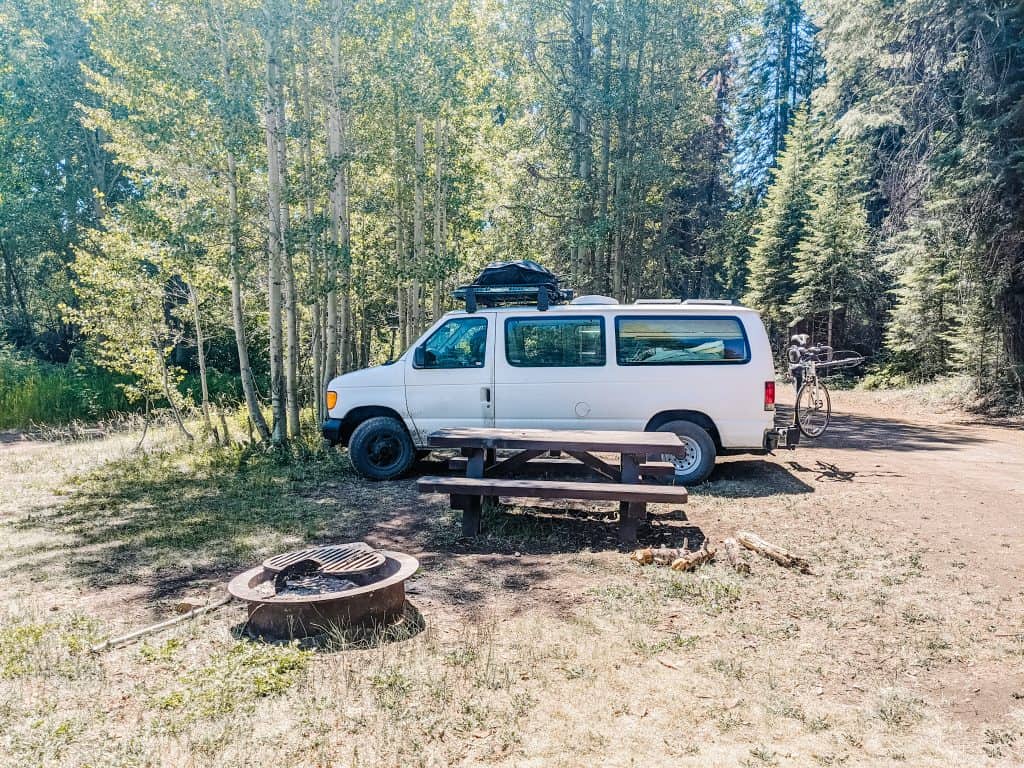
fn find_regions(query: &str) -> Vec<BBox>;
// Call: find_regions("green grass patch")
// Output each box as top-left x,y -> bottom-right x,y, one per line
153,641 -> 310,720
0,346 -> 133,429
663,573 -> 743,615
0,614 -> 102,679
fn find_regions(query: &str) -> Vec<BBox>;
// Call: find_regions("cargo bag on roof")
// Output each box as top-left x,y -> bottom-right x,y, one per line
453,259 -> 573,311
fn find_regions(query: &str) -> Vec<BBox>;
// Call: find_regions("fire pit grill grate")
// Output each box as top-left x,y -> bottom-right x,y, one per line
263,543 -> 386,577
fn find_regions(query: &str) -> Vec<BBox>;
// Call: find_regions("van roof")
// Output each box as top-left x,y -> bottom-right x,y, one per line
445,301 -> 760,317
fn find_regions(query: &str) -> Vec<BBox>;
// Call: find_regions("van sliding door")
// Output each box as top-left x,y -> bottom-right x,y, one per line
493,314 -> 610,429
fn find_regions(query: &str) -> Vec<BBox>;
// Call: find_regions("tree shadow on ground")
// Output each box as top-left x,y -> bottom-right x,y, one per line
5,447 -> 443,602
10,403 -> 975,610
699,459 -> 814,497
6,446 -> 590,612
776,406 -> 992,452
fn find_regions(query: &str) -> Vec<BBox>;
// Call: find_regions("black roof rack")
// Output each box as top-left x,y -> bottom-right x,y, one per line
453,260 -> 573,312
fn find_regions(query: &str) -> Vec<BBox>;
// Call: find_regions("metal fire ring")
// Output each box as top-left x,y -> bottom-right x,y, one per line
228,549 -> 419,639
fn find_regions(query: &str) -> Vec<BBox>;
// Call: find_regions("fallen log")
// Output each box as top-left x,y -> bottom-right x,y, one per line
736,531 -> 811,574
630,540 -> 689,566
670,543 -> 716,572
722,537 -> 751,574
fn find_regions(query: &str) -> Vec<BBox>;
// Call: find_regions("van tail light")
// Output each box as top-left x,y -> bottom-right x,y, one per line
764,381 -> 775,411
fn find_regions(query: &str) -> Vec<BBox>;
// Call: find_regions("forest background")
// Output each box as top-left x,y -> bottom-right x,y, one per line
1,0 -> 1022,437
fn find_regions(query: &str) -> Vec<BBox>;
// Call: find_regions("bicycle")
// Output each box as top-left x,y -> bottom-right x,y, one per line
792,348 -> 865,438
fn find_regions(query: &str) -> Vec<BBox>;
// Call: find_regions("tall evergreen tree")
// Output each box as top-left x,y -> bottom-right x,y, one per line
788,141 -> 874,348
815,0 -> 1024,406
883,213 -> 961,382
735,0 -> 822,190
742,110 -> 817,341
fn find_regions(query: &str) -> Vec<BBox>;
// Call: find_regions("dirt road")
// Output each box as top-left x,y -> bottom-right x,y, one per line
778,389 -> 1023,587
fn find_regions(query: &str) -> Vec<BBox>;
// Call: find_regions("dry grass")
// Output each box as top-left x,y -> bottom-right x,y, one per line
1,397 -> 1023,766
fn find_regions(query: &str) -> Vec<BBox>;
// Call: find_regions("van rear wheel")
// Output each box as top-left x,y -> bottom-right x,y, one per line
652,420 -> 716,485
348,416 -> 416,480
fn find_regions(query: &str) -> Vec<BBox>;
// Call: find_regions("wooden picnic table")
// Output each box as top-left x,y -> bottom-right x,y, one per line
418,427 -> 690,546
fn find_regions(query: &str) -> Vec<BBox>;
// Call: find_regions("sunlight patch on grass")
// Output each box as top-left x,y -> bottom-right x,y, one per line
0,612 -> 102,680
152,641 -> 310,721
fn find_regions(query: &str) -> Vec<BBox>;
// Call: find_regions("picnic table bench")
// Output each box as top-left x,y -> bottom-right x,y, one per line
417,428 -> 689,546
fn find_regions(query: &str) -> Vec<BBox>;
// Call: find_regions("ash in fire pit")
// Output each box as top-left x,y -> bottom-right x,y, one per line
228,542 -> 418,640
273,574 -> 357,597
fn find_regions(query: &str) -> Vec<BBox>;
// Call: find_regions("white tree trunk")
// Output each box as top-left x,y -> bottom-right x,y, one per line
412,114 -> 425,336
280,91 -> 300,439
213,6 -> 270,442
299,57 -> 323,423
394,106 -> 407,353
432,114 -> 446,320
264,24 -> 287,444
189,284 -> 214,438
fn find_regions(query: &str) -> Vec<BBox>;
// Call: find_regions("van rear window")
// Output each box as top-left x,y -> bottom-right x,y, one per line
505,316 -> 605,367
615,316 -> 749,365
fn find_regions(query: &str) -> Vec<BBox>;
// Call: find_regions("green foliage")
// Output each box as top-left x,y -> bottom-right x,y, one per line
1,0 -> 1023,418
65,221 -> 192,415
0,0 -> 126,353
735,0 -> 822,188
883,214 -> 962,381
0,613 -> 102,679
743,111 -> 818,337
0,346 -> 132,428
814,0 -> 1024,407
789,141 -> 878,346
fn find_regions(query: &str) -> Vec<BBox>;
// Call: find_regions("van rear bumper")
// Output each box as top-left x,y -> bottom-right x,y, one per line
322,418 -> 343,446
764,425 -> 800,451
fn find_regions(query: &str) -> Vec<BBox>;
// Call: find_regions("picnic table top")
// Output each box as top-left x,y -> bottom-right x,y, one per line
427,427 -> 685,455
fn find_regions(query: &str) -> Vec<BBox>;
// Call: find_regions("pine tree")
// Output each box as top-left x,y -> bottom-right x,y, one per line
788,142 -> 873,347
883,213 -> 961,382
735,0 -> 822,189
742,110 -> 817,340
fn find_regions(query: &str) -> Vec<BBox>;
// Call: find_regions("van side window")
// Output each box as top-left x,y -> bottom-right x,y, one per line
417,317 -> 488,369
505,316 -> 606,367
615,316 -> 749,365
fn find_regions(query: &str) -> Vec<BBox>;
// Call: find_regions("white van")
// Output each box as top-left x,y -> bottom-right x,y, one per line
322,298 -> 797,482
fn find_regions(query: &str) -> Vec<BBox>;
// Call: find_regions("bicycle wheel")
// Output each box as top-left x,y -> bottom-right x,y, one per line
795,380 -> 831,438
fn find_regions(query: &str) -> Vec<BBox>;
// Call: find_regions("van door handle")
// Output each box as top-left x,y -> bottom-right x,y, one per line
481,386 -> 491,404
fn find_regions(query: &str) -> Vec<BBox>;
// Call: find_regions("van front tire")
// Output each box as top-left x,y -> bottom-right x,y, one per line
348,416 -> 416,480
653,420 -> 716,485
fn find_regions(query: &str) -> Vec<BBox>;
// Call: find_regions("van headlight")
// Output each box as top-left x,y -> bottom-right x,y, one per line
326,391 -> 338,410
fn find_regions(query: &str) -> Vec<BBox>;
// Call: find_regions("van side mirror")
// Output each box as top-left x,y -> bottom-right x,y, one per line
413,345 -> 426,368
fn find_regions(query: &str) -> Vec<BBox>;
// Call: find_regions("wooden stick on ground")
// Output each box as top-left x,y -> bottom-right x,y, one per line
722,537 -> 751,574
736,531 -> 812,574
670,543 -> 716,572
90,595 -> 234,653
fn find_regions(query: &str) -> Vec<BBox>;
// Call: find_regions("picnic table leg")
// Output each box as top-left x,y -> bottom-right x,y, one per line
482,448 -> 499,506
618,453 -> 646,547
462,447 -> 486,537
